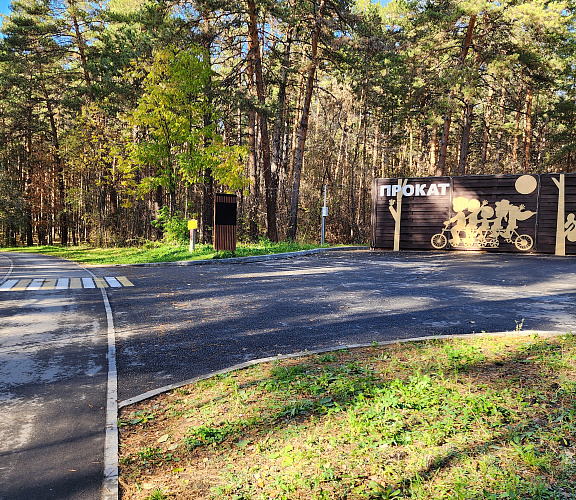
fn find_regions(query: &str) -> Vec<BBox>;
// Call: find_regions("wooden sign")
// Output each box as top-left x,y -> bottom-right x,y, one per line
372,174 -> 576,255
187,219 -> 198,230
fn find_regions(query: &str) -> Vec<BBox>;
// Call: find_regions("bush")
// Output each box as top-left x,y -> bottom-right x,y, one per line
151,206 -> 189,245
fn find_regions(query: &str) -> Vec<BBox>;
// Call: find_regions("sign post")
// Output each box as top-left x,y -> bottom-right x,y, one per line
321,184 -> 328,245
188,219 -> 198,252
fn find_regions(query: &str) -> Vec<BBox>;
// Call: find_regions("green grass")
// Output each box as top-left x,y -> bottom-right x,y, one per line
118,334 -> 576,500
0,240 -> 331,266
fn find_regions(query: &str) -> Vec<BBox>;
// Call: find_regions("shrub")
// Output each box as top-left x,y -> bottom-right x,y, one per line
151,206 -> 189,245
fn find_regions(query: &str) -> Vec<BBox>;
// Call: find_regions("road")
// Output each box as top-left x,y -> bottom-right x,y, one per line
0,253 -> 109,500
1,249 -> 576,499
92,250 -> 576,403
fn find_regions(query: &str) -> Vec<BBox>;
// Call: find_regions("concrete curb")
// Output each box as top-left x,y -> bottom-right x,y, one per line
93,246 -> 369,268
0,254 -> 14,285
82,265 -> 119,500
118,329 -> 565,409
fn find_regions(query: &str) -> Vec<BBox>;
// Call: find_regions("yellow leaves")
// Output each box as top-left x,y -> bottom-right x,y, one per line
157,434 -> 170,443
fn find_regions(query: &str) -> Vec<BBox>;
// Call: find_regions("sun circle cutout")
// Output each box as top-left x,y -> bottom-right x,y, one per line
515,175 -> 538,195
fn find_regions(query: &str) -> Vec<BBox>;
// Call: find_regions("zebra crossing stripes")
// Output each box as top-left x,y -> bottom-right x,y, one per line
12,279 -> 31,291
41,279 -> 57,290
0,279 -> 18,291
0,276 -> 134,292
28,279 -> 44,291
82,277 -> 96,289
56,278 -> 69,290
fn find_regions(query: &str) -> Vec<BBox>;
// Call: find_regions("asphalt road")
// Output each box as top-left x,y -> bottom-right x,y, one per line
92,250 -> 576,403
0,253 -> 108,500
2,249 -> 576,500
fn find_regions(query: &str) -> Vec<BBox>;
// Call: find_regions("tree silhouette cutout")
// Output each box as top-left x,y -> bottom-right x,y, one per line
388,179 -> 408,251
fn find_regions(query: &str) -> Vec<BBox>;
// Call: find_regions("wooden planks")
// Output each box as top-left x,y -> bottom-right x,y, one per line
214,193 -> 237,252
372,173 -> 576,255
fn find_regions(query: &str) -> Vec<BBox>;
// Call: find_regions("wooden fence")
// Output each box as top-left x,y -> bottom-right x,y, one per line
371,174 -> 576,255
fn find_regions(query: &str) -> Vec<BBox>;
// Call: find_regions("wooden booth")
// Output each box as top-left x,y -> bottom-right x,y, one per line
371,174 -> 576,255
214,193 -> 237,252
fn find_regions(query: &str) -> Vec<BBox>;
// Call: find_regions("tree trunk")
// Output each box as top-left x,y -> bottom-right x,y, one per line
67,0 -> 91,94
523,86 -> 533,173
494,85 -> 506,173
372,121 -> 380,178
270,9 -> 294,242
39,69 -> 67,246
246,0 -> 277,241
200,15 -> 215,243
512,87 -> 524,170
437,109 -> 452,176
458,101 -> 474,175
437,14 -> 476,176
429,124 -> 437,175
481,86 -> 494,170
287,0 -> 326,240
537,108 -> 550,171
25,103 -> 34,246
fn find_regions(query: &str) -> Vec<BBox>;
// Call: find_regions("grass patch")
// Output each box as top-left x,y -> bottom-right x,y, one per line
0,240 -> 332,266
118,334 -> 576,499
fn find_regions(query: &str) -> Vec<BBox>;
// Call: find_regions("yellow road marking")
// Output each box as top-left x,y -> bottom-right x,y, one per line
12,279 -> 32,291
94,277 -> 108,288
41,279 -> 57,290
116,276 -> 134,287
70,278 -> 83,289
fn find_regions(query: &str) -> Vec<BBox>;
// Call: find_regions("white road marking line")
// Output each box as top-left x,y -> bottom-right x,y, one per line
0,279 -> 18,291
56,278 -> 69,290
0,254 -> 14,285
105,277 -> 122,288
27,279 -> 44,290
82,278 -> 96,289
81,268 -> 118,500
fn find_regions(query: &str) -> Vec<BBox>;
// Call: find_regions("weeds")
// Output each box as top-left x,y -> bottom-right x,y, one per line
119,335 -> 576,500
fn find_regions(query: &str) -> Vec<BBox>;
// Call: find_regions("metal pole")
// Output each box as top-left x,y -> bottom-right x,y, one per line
321,184 -> 327,246
189,228 -> 197,252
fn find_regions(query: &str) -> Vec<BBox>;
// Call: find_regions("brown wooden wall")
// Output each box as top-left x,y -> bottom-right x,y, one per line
372,174 -> 576,255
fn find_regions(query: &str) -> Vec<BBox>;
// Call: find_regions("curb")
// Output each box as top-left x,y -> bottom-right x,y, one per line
0,254 -> 14,285
94,246 -> 369,268
118,329 -> 564,409
80,266 -> 119,500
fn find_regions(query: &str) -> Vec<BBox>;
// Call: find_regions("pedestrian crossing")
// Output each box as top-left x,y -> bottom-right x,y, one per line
0,276 -> 134,292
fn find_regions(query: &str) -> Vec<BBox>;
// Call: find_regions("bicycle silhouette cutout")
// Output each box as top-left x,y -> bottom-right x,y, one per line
431,197 -> 536,251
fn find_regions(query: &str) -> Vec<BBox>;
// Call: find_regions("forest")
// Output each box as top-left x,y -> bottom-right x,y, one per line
0,0 -> 575,247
